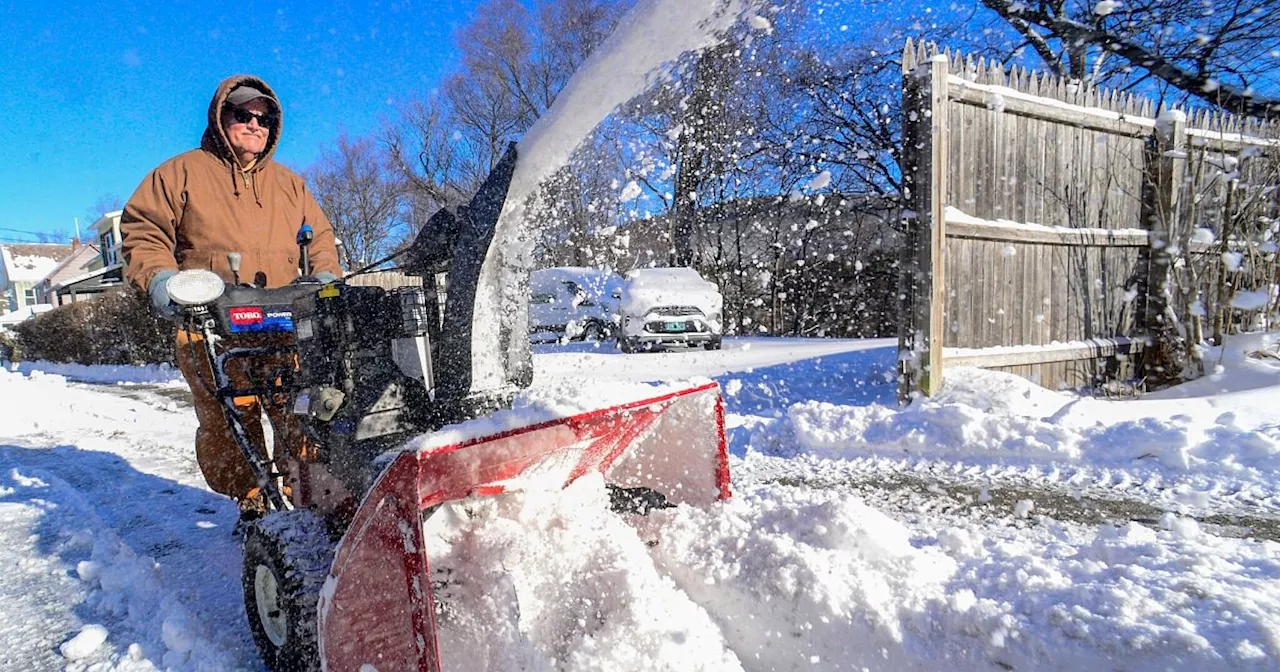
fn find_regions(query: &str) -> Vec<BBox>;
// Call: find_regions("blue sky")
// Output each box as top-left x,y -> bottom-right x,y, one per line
0,0 -> 483,242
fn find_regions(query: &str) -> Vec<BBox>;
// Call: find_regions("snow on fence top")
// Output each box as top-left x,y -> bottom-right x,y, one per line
901,38 -> 1280,143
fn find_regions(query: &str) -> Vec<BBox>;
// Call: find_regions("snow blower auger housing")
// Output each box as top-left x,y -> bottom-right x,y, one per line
166,142 -> 730,672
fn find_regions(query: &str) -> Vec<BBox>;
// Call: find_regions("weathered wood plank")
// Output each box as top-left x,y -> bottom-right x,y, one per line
944,212 -> 1150,246
948,78 -> 1153,139
943,337 -> 1149,368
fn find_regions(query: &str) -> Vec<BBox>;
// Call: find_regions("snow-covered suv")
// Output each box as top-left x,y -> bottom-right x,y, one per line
529,267 -> 622,343
618,267 -> 723,352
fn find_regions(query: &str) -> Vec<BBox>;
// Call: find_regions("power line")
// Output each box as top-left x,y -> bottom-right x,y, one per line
0,226 -> 73,244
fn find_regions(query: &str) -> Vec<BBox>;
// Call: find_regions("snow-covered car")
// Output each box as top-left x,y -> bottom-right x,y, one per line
618,267 -> 723,352
529,267 -> 623,343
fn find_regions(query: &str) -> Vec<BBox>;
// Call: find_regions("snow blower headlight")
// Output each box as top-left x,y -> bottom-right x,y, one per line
167,269 -> 226,306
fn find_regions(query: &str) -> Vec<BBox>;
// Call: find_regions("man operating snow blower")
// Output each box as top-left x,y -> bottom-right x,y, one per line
120,75 -> 345,528
118,63 -> 729,671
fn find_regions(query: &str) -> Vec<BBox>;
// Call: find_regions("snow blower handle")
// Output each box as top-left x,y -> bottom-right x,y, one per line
227,252 -> 242,286
297,224 -> 314,277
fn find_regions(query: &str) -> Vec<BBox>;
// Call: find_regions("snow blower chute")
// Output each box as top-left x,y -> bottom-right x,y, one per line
164,142 -> 730,672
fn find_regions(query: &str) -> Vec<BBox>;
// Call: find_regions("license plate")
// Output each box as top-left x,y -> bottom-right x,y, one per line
663,321 -> 685,333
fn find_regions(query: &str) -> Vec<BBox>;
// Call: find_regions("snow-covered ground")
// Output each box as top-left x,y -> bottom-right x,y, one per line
4,333 -> 1280,671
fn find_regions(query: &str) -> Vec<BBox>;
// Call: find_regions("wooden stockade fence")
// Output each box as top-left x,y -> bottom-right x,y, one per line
898,40 -> 1280,400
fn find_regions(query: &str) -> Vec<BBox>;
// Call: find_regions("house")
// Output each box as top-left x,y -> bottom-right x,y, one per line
34,242 -> 102,305
45,210 -> 127,304
0,242 -> 75,314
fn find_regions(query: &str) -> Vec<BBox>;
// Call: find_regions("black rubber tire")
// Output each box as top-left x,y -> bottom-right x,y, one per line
704,338 -> 722,351
578,321 -> 604,342
242,510 -> 335,672
620,337 -> 637,353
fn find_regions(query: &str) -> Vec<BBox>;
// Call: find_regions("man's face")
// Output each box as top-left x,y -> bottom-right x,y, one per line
222,98 -> 274,160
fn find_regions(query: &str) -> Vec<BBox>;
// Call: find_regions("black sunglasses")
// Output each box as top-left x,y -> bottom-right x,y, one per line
224,105 -> 277,128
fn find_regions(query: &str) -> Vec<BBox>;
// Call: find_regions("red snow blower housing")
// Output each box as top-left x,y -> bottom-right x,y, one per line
167,143 -> 730,672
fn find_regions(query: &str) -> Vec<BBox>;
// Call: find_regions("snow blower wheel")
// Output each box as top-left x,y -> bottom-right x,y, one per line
242,510 -> 335,672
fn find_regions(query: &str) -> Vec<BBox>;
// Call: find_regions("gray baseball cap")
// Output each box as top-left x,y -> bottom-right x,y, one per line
226,84 -> 278,109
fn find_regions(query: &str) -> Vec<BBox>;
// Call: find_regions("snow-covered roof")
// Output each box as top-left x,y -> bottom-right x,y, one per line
1,244 -> 75,283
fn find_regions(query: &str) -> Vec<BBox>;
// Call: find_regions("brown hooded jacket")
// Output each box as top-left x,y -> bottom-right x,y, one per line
120,75 -> 342,293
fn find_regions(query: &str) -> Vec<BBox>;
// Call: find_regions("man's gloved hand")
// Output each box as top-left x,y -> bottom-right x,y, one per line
314,271 -> 339,284
148,270 -> 182,322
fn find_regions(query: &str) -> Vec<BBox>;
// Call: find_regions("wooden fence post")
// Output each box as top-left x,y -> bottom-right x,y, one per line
898,49 -> 950,401
1137,109 -> 1186,382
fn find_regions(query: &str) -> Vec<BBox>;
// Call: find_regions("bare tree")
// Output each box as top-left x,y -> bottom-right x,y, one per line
306,135 -> 404,270
977,0 -> 1280,116
85,193 -> 124,226
384,0 -> 629,246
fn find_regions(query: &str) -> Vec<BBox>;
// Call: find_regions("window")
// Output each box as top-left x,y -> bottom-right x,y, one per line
23,287 -> 36,306
100,230 -> 119,266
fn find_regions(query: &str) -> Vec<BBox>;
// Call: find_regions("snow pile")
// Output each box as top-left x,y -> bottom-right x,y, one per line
755,362 -> 1280,489
646,485 -> 959,670
426,472 -> 1280,671
429,474 -> 743,671
5,359 -> 183,385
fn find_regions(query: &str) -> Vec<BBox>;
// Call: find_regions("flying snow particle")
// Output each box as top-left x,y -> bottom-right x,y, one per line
1001,245 -> 1017,257
806,170 -> 832,191
1222,251 -> 1244,272
748,14 -> 772,31
619,180 -> 643,203
1190,228 -> 1216,245
1094,0 -> 1121,15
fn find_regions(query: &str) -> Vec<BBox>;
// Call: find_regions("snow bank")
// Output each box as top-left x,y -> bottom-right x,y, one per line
5,359 -> 183,385
756,363 -> 1280,484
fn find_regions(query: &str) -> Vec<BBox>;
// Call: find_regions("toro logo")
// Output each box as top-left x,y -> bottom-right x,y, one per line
229,307 -> 264,325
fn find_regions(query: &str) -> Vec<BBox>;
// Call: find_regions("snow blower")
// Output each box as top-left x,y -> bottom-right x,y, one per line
164,143 -> 730,672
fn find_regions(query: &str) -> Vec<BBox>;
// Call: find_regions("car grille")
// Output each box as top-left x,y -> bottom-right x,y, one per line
652,305 -> 704,317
